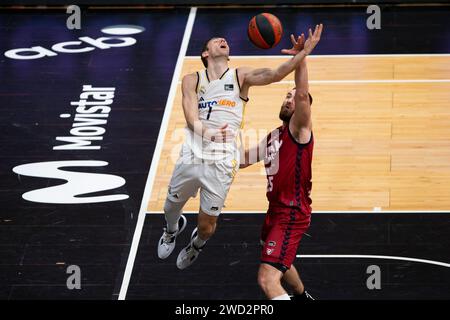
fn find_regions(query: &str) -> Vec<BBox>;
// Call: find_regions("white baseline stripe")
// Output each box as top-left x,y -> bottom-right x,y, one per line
117,7 -> 197,301
186,54 -> 450,59
296,254 -> 450,269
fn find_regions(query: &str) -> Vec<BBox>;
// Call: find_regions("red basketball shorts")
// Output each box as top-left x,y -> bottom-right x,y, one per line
260,207 -> 311,272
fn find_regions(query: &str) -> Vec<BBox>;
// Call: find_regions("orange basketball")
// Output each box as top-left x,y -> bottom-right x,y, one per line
248,13 -> 283,49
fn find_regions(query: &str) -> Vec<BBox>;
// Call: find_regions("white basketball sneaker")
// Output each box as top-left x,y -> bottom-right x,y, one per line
157,215 -> 187,259
176,227 -> 204,270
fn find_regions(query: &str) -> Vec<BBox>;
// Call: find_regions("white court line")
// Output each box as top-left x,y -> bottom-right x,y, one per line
296,255 -> 450,269
117,7 -> 197,301
185,54 -> 450,84
280,79 -> 450,84
186,53 -> 450,59
177,79 -> 450,85
146,210 -> 450,214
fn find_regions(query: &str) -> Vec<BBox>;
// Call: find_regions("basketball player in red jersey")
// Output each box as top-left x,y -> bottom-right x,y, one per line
240,24 -> 323,300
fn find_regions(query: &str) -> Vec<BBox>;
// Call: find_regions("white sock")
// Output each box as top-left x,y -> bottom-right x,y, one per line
167,222 -> 179,234
271,294 -> 291,300
193,235 -> 207,249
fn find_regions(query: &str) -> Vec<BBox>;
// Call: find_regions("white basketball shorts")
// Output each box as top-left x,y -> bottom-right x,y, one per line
166,145 -> 239,216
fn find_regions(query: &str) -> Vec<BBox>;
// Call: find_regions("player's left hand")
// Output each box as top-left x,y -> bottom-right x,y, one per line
303,24 -> 324,55
281,33 -> 305,55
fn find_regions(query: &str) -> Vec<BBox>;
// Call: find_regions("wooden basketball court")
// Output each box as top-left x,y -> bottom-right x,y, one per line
147,55 -> 450,212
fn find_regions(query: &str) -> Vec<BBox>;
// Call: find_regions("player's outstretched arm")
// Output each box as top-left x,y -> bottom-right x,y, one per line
290,59 -> 312,133
239,50 -> 307,88
240,138 -> 267,169
288,24 -> 323,140
240,24 -> 323,88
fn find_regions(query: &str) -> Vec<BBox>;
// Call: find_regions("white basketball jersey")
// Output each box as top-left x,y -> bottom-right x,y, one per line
184,68 -> 248,161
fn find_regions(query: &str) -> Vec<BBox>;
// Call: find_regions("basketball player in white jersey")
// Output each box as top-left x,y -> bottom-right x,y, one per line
158,32 -> 320,269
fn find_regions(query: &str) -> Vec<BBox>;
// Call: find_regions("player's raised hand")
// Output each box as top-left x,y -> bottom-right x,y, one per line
303,23 -> 323,55
204,123 -> 234,143
281,33 -> 305,55
217,123 -> 235,143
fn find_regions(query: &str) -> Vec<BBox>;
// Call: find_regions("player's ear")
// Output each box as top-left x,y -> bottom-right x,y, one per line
202,51 -> 209,59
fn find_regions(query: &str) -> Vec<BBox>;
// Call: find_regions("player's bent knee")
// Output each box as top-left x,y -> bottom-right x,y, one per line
258,263 -> 282,289
198,208 -> 219,239
257,272 -> 277,292
163,198 -> 184,215
198,221 -> 216,239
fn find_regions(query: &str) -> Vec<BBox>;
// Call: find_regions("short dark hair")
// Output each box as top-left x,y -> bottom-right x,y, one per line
201,37 -> 220,68
292,87 -> 313,105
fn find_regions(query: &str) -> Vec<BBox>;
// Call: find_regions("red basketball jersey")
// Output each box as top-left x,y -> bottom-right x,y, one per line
264,125 -> 314,214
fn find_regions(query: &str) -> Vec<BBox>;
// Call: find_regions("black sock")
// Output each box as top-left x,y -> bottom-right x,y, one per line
293,290 -> 314,302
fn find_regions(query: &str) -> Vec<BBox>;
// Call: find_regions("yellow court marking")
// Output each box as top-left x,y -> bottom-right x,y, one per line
147,55 -> 450,212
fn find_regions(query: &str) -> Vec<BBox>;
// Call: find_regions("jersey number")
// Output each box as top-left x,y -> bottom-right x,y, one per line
267,176 -> 274,192
206,106 -> 212,120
